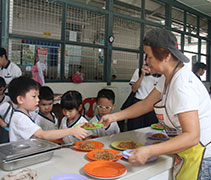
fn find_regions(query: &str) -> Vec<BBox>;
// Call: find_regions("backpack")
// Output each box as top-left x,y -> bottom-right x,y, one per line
72,73 -> 83,83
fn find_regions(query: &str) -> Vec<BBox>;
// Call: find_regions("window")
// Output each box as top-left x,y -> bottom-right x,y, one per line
184,35 -> 198,53
186,12 -> 197,35
113,17 -> 140,50
171,7 -> 184,31
112,50 -> 139,80
199,17 -> 208,38
12,0 -> 62,39
113,0 -> 142,18
145,0 -> 165,25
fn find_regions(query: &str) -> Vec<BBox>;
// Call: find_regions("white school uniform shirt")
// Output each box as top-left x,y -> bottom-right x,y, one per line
130,68 -> 161,100
9,109 -> 41,142
0,94 -> 10,105
0,61 -> 22,85
0,101 -> 13,124
59,115 -> 88,144
29,108 -> 39,120
156,65 -> 211,158
90,115 -> 120,137
35,111 -> 58,130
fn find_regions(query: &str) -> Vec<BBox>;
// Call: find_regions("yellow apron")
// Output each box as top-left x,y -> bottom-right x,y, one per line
174,143 -> 205,180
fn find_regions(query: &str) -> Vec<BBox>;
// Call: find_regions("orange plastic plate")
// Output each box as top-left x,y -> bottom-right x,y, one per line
84,160 -> 127,178
74,140 -> 104,152
86,149 -> 122,161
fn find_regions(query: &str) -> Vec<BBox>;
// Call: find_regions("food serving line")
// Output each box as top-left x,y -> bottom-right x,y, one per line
0,127 -> 174,180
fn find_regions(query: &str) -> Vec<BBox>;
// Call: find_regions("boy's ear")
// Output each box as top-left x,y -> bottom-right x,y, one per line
78,104 -> 83,112
17,95 -> 24,105
111,104 -> 116,111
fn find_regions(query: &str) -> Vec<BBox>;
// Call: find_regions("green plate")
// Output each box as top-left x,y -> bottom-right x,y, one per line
151,123 -> 164,130
111,140 -> 142,151
74,122 -> 104,130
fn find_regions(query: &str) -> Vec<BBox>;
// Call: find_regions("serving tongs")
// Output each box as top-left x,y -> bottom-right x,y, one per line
57,142 -> 75,149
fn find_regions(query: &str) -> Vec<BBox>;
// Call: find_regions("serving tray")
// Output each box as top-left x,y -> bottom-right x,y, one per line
0,138 -> 60,171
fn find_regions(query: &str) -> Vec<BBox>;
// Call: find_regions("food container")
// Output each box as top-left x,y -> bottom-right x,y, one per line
0,138 -> 60,171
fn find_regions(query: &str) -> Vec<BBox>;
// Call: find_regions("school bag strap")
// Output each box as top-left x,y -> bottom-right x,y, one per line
2,101 -> 14,126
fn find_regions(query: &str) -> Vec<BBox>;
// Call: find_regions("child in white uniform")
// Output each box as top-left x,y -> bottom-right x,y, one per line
90,89 -> 119,137
59,90 -> 88,144
8,76 -> 88,142
0,47 -> 22,86
35,86 -> 58,130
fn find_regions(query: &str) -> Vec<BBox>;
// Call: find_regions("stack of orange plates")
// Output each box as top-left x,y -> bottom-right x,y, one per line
84,160 -> 127,179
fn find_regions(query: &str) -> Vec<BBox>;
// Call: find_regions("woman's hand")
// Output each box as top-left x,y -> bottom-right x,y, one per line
99,114 -> 117,128
128,146 -> 151,165
142,64 -> 151,75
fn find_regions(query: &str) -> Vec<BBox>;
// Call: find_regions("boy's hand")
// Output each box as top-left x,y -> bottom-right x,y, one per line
71,123 -> 88,139
0,117 -> 7,128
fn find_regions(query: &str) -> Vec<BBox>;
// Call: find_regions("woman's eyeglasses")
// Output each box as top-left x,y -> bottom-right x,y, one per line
97,105 -> 112,110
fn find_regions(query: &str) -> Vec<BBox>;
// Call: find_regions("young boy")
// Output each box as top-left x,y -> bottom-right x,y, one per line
35,86 -> 58,130
8,76 -> 88,142
90,89 -> 120,137
59,90 -> 88,144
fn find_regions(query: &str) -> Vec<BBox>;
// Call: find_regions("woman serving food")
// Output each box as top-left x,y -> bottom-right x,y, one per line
100,28 -> 211,179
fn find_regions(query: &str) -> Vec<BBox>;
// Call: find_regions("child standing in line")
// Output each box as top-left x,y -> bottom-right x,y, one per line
59,90 -> 88,144
35,86 -> 58,130
8,76 -> 88,142
90,89 -> 120,137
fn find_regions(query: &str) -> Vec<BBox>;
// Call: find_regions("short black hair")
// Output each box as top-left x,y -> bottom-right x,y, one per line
61,90 -> 82,110
8,76 -> 40,104
0,77 -> 6,88
39,86 -> 54,101
0,47 -> 8,59
192,62 -> 207,73
96,89 -> 115,104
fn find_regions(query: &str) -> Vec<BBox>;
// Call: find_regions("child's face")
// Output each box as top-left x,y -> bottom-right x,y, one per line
62,107 -> 81,121
17,89 -> 39,112
97,98 -> 114,118
39,99 -> 54,115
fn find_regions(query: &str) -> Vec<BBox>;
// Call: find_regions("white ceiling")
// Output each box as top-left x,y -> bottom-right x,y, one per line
177,0 -> 211,17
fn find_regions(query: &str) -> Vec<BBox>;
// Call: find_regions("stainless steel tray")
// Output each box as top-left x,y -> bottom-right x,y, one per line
0,138 -> 60,171
0,150 -> 54,171
0,138 -> 59,161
